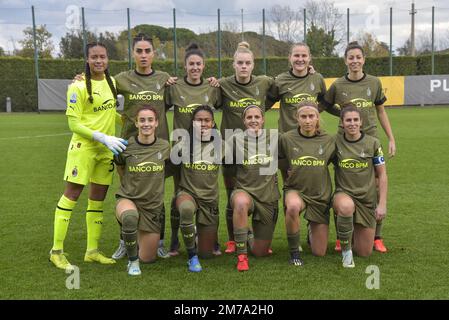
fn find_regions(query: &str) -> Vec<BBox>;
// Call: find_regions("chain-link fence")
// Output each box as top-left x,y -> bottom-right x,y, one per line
1,3 -> 449,79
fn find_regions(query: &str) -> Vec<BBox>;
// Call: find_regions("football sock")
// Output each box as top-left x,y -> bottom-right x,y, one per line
159,204 -> 166,242
337,215 -> 354,251
121,209 -> 139,261
375,220 -> 383,239
179,200 -> 196,252
287,231 -> 300,255
170,197 -> 180,245
86,199 -> 104,252
225,188 -> 234,241
52,195 -> 76,251
234,227 -> 248,255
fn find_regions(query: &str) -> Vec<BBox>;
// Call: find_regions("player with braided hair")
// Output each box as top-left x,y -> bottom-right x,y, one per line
50,42 -> 127,270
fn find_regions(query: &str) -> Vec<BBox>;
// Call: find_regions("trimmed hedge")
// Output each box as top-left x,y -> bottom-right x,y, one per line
1,54 -> 448,111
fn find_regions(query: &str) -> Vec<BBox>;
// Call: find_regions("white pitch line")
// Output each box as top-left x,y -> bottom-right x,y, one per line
0,132 -> 72,141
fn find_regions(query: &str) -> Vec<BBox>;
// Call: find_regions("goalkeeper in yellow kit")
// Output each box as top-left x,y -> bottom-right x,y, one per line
49,42 -> 127,270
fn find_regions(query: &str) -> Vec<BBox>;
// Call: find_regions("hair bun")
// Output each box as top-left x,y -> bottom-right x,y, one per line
186,43 -> 200,51
237,41 -> 250,50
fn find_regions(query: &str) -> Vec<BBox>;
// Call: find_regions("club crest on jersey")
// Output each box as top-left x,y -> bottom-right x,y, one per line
70,93 -> 77,103
255,86 -> 260,96
204,94 -> 209,103
156,82 -> 161,90
157,152 -> 162,160
318,145 -> 324,155
310,83 -> 315,91
367,88 -> 371,97
360,150 -> 366,157
72,167 -> 78,177
180,95 -> 185,101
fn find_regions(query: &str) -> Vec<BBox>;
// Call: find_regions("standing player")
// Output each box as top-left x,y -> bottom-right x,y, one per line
321,41 -> 396,253
279,101 -> 335,265
271,43 -> 326,134
333,105 -> 388,267
230,105 -> 279,271
218,41 -> 276,254
165,43 -> 221,256
173,105 -> 223,272
115,106 -> 170,275
49,42 -> 127,270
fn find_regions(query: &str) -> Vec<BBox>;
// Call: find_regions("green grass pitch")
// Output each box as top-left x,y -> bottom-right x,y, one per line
1,107 -> 448,299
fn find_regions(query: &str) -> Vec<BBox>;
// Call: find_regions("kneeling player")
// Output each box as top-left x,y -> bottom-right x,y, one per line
279,101 -> 335,266
333,105 -> 388,268
174,106 -> 223,272
230,105 -> 280,272
115,106 -> 170,275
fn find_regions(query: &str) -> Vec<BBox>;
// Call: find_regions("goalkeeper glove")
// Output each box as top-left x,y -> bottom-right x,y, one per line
93,131 -> 128,155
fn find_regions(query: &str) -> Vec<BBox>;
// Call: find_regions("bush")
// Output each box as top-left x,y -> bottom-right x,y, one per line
1,54 -> 448,111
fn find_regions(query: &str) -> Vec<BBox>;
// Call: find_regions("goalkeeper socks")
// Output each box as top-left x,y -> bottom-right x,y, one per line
86,199 -> 104,252
337,215 -> 354,251
234,227 -> 248,255
52,195 -> 76,251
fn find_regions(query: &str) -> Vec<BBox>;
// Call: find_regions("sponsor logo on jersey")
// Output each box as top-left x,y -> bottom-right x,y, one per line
70,93 -> 77,103
350,98 -> 374,108
184,160 -> 219,171
284,93 -> 316,105
243,154 -> 273,166
291,156 -> 325,167
179,103 -> 201,114
229,97 -> 261,108
128,161 -> 164,173
338,158 -> 369,169
129,90 -> 164,101
94,99 -> 116,112
72,166 -> 78,177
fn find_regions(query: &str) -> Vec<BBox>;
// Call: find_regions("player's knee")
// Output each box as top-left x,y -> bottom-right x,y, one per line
178,200 -> 195,225
311,245 -> 327,257
233,195 -> 250,215
334,199 -> 355,216
285,202 -> 301,217
121,210 -> 139,233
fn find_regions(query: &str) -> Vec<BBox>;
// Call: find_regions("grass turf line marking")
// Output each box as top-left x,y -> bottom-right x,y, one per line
0,132 -> 71,140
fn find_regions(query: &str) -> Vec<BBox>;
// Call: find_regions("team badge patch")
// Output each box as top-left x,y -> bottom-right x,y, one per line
310,83 -> 315,91
72,167 -> 78,177
367,88 -> 372,97
318,145 -> 324,155
156,82 -> 161,90
204,94 -> 209,103
255,86 -> 260,96
70,93 -> 77,103
157,152 -> 162,160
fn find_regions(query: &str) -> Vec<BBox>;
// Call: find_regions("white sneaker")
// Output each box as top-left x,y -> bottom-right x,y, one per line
111,239 -> 127,260
127,260 -> 141,276
342,249 -> 355,268
157,244 -> 170,259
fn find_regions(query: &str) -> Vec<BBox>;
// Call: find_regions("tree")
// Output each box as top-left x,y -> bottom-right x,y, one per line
306,24 -> 339,57
0,47 -> 5,56
17,24 -> 54,58
267,5 -> 303,43
397,38 -> 412,56
305,0 -> 343,53
356,32 -> 389,57
59,30 -> 96,59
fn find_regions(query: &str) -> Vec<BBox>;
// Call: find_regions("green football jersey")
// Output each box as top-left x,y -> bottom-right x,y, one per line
323,73 -> 386,137
279,129 -> 335,206
115,70 -> 170,140
66,78 -> 117,144
334,132 -> 385,206
166,77 -> 220,131
177,137 -> 223,203
218,75 -> 275,136
115,136 -> 170,210
272,71 -> 326,133
233,131 -> 280,204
